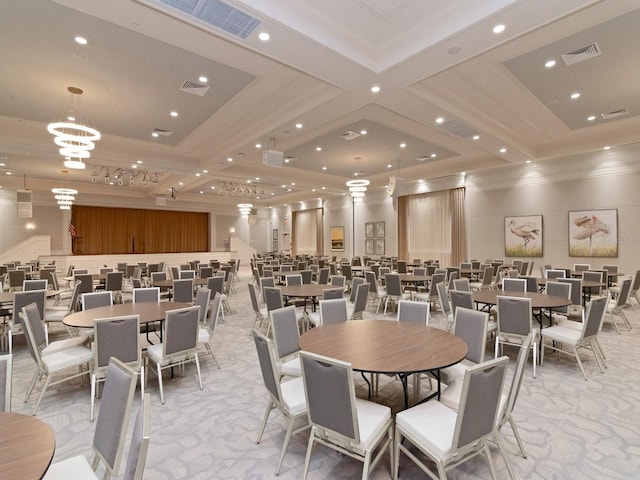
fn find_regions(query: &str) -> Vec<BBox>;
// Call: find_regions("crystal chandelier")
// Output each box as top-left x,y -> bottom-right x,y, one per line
237,203 -> 253,219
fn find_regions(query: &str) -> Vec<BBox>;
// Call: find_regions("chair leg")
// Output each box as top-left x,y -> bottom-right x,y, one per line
256,400 -> 274,444
573,346 -> 588,381
157,362 -> 165,404
90,373 -> 97,422
508,416 -> 528,458
302,431 -> 315,480
484,443 -> 499,480
275,416 -> 296,475
33,374 -> 52,416
494,432 -> 516,480
25,370 -> 41,403
532,342 -> 537,379
194,353 -> 203,390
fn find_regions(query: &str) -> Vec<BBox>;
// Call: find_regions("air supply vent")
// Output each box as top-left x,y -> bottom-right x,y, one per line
561,43 -> 601,66
439,120 -> 478,138
601,108 -> 629,120
157,0 -> 260,39
339,130 -> 361,140
179,80 -> 210,96
152,128 -> 173,136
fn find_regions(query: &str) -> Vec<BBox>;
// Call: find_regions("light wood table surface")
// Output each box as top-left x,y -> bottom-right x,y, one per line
0,412 -> 55,479
63,301 -> 191,329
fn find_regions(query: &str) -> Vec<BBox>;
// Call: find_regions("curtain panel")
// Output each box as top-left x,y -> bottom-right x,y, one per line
292,208 -> 323,255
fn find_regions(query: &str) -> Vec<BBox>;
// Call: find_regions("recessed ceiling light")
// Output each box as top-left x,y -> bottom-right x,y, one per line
545,59 -> 556,68
198,76 -> 208,83
312,188 -> 316,192
270,192 -> 274,196
322,166 -> 327,171
227,157 -> 233,162
0,163 -> 4,167
461,171 -> 466,176
500,148 -> 507,153
255,143 -> 261,148
587,115 -> 596,121
170,111 -> 178,117
472,135 -> 480,140
131,165 -> 138,169
258,32 -> 270,41
360,130 -> 367,135
291,183 -> 296,186
570,92 -> 581,100
371,85 -> 380,93
199,191 -> 203,194
211,186 -> 216,189
74,36 -> 87,45
284,158 -> 290,163
195,173 -> 201,177
436,117 -> 444,124
603,146 -> 611,150
387,164 -> 392,168
316,147 -> 322,151
137,160 -> 143,164
322,187 -> 326,190
203,170 -> 208,173
256,177 -> 260,181
492,24 -> 506,34
6,171 -> 12,175
400,143 -> 406,148
287,188 -> 291,192
281,184 -> 286,188
430,153 -> 437,158
295,123 -> 303,129
526,160 -> 532,164
178,182 -> 183,186
152,132 -> 159,138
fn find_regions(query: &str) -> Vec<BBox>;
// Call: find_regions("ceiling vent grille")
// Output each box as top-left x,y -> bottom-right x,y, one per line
561,43 -> 601,66
439,120 -> 478,138
415,155 -> 433,162
158,0 -> 260,39
339,130 -> 361,140
601,108 -> 629,120
152,128 -> 173,136
179,80 -> 210,96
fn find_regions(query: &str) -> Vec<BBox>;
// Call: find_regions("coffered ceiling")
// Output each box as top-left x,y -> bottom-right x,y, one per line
1,0 -> 639,208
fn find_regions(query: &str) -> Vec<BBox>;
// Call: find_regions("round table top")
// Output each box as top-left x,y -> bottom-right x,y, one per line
151,278 -> 208,288
0,412 -> 55,480
0,290 -> 60,304
472,290 -> 572,309
63,301 -> 191,328
570,270 -> 624,278
280,284 -> 334,297
536,278 -> 605,288
397,274 -> 430,283
299,320 -> 468,375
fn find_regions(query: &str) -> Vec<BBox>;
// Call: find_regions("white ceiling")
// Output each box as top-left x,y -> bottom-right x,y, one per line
1,0 -> 639,208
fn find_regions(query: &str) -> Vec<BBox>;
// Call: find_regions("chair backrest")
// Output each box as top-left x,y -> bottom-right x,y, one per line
454,307 -> 489,363
557,278 -> 582,308
207,275 -> 224,296
574,263 -> 591,272
502,278 -> 526,292
614,278 -> 632,308
519,262 -> 529,276
23,279 -> 47,291
450,289 -> 474,316
179,270 -> 196,280
322,287 -> 344,300
397,261 -> 407,274
520,276 -> 538,293
162,306 -> 200,357
497,296 -> 532,337
300,351 -> 360,445
105,271 -> 124,292
72,269 -> 88,275
385,273 -> 402,296
75,273 -> 94,295
151,271 -> 167,283
397,300 -> 429,325
122,393 -> 151,480
318,268 -> 330,285
453,356 -> 509,451
582,295 -> 609,339
173,279 -> 194,303
630,269 -> 640,294
436,282 -> 451,316
300,270 -> 312,284
319,298 -> 348,325
100,268 -> 114,275
546,280 -> 571,314
93,315 -> 141,370
194,287 -> 211,323
253,330 -> 284,406
413,267 -> 426,276
264,287 -> 284,312
330,275 -> 346,287
270,306 -> 300,361
13,289 -> 46,323
199,266 -> 213,279
500,334 -> 533,426
248,283 -> 261,314
452,278 -> 470,291
0,354 -> 12,412
285,274 -> 302,286
447,270 -> 459,290
206,292 -> 222,335
349,277 -> 365,303
602,264 -> 618,274
8,269 -> 26,288
82,291 -> 114,310
92,358 -> 139,477
132,287 -> 160,303
350,282 -> 369,318
545,269 -> 566,280
342,265 -> 353,281
582,271 -> 603,295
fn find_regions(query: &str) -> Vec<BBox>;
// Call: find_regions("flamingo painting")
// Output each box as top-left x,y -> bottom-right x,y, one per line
505,216 -> 543,257
508,219 -> 540,250
569,210 -> 617,257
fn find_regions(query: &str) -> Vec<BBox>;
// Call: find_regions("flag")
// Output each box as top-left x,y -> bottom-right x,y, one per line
69,221 -> 76,238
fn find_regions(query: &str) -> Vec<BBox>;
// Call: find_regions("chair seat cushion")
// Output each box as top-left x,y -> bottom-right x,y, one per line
198,327 -> 210,343
44,455 -> 99,480
42,345 -> 93,371
541,325 -> 581,344
280,376 -> 306,415
306,311 -> 320,327
352,398 -> 391,452
280,356 -> 302,377
396,400 -> 456,459
43,335 -> 90,355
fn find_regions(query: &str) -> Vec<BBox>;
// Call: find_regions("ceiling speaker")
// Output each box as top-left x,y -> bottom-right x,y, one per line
155,197 -> 167,206
17,189 -> 32,218
262,149 -> 284,168
387,177 -> 405,197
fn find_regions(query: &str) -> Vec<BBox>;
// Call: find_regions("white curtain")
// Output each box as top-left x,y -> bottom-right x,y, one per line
293,209 -> 318,255
405,190 -> 455,265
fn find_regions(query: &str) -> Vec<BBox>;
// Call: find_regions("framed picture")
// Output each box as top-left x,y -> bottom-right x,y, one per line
272,228 -> 278,240
505,215 -> 543,257
365,222 -> 374,238
365,238 -> 374,255
272,241 -> 278,252
375,221 -> 385,238
330,226 -> 345,251
374,238 -> 385,255
569,209 -> 618,257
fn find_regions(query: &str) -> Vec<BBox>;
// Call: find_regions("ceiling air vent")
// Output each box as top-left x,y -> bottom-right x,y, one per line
415,156 -> 431,162
439,120 -> 478,138
152,128 -> 173,136
561,42 -> 601,66
339,131 -> 361,140
179,80 -> 210,96
601,108 -> 629,120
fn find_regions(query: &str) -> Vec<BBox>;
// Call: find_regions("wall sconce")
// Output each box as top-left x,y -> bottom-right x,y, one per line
229,227 -> 236,234
25,222 -> 36,230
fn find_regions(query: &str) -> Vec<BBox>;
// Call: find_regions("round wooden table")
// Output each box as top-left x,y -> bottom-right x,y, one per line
299,320 -> 468,408
397,274 -> 430,284
151,278 -> 208,288
0,412 -> 55,479
63,301 -> 191,329
0,290 -> 60,304
280,284 -> 335,310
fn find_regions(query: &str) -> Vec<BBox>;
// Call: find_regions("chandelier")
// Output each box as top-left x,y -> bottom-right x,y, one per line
52,188 -> 78,210
219,181 -> 265,199
346,157 -> 369,201
47,87 -> 101,170
238,203 -> 253,219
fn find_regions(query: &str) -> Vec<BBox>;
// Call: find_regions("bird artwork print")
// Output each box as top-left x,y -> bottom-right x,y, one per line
508,219 -> 540,251
573,214 -> 611,252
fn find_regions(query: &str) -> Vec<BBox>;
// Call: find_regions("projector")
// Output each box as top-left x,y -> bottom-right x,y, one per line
262,149 -> 284,168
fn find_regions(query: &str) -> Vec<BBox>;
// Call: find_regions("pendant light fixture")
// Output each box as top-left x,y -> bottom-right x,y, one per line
346,156 -> 369,201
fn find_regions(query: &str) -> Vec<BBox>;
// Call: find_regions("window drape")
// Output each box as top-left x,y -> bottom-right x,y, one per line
398,187 -> 466,265
292,208 -> 323,255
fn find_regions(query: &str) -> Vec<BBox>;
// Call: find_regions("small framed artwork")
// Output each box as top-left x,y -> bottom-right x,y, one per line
374,238 -> 385,255
331,226 -> 345,251
375,221 -> 385,238
365,238 -> 374,255
365,222 -> 374,238
272,241 -> 278,252
505,215 -> 543,257
569,209 -> 618,257
272,228 -> 278,240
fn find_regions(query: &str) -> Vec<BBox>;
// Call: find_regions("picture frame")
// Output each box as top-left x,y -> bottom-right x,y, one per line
569,209 -> 618,257
365,222 -> 374,238
330,226 -> 345,251
272,240 -> 278,252
505,215 -> 543,257
272,228 -> 278,240
375,221 -> 385,238
374,238 -> 385,255
365,238 -> 374,255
